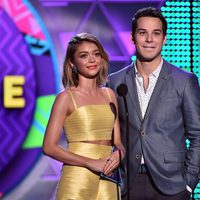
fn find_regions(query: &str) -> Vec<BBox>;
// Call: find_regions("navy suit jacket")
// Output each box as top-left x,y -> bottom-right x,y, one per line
108,60 -> 200,195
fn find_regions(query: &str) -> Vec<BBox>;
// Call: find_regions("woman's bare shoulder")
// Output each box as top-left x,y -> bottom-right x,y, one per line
102,87 -> 116,98
53,88 -> 73,107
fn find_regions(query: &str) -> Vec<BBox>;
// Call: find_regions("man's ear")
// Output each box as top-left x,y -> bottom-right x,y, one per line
130,33 -> 135,44
163,35 -> 167,46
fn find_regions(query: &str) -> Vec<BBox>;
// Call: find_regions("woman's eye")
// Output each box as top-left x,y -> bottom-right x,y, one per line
80,54 -> 87,58
95,52 -> 100,57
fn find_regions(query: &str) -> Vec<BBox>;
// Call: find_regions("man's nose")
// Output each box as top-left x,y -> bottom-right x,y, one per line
146,34 -> 153,42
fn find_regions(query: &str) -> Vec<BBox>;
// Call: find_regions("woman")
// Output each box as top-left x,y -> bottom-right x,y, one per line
43,33 -> 125,200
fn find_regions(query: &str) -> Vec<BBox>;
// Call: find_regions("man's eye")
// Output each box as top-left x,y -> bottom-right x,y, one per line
139,32 -> 145,35
154,32 -> 161,35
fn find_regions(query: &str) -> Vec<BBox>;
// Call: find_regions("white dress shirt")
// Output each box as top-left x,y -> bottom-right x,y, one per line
134,60 -> 163,164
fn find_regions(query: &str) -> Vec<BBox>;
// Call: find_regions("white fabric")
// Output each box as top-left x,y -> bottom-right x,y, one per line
134,60 -> 163,164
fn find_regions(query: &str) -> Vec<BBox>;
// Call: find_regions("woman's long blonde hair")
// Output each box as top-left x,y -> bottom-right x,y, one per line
62,33 -> 109,88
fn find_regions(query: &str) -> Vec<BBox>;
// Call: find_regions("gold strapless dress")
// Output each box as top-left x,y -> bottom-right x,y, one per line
55,98 -> 120,200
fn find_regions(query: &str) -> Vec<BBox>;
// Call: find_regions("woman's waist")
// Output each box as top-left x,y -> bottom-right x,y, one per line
81,139 -> 111,146
68,142 -> 112,159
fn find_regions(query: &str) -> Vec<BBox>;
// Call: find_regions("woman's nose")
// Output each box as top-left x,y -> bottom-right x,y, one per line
89,55 -> 95,62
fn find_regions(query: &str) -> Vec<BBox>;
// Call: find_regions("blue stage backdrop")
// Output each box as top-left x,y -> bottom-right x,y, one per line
0,0 -> 199,199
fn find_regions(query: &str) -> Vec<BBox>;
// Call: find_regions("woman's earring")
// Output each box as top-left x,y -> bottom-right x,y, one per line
72,65 -> 79,86
72,65 -> 78,74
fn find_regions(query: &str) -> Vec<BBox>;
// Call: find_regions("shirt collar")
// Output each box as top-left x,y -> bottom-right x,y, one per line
134,59 -> 163,78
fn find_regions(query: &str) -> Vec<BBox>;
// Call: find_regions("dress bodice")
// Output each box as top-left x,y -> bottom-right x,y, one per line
63,90 -> 115,142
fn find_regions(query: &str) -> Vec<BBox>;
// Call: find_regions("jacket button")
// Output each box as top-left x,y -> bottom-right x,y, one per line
136,154 -> 140,159
141,131 -> 145,136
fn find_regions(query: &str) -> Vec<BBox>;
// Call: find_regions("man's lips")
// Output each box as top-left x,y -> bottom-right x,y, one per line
143,46 -> 155,48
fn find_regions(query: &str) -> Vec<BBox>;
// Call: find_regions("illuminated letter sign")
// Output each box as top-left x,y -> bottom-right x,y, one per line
4,75 -> 25,108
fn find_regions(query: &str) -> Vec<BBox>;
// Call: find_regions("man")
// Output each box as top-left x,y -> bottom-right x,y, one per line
108,7 -> 200,200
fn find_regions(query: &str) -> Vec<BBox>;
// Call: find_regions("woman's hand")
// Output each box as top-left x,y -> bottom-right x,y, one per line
85,158 -> 107,173
102,150 -> 120,175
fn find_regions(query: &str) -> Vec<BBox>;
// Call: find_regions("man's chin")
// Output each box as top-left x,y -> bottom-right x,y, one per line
137,54 -> 160,62
138,56 -> 155,62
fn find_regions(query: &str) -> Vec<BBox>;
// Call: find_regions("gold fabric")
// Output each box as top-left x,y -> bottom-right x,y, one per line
56,143 -> 120,200
64,105 -> 115,142
56,100 -> 120,199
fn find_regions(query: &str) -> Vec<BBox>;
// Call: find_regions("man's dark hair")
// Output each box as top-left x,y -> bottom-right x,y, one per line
131,7 -> 167,37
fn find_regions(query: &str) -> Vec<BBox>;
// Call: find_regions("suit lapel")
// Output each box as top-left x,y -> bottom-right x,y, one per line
125,66 -> 143,121
143,61 -> 172,121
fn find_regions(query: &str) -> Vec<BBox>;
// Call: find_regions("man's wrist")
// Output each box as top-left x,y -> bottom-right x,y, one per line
186,185 -> 192,193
